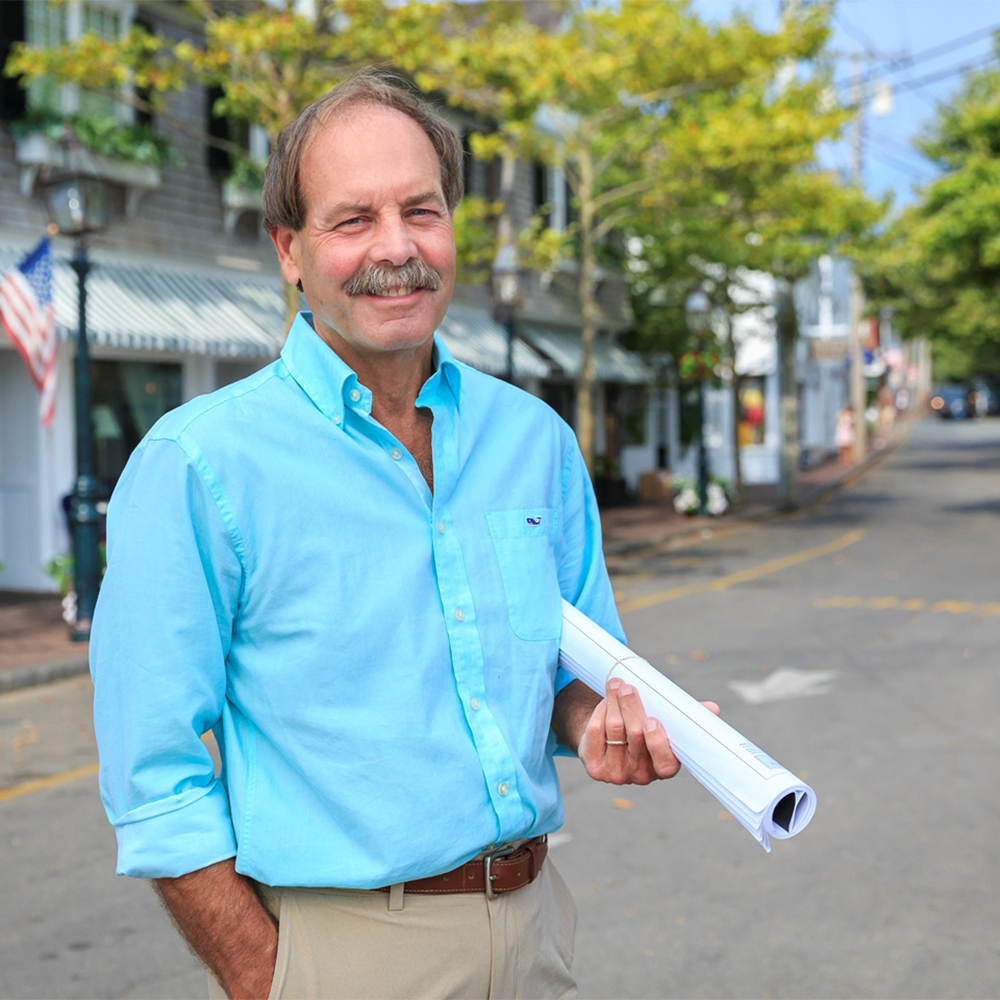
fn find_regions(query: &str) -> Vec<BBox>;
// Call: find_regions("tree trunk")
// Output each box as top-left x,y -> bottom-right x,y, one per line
720,294 -> 743,502
576,146 -> 598,474
776,280 -> 800,511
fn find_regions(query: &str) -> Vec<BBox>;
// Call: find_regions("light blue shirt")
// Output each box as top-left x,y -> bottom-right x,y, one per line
91,313 -> 623,886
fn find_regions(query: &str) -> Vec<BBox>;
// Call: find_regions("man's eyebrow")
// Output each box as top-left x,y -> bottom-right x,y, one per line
319,202 -> 373,225
319,191 -> 446,226
402,190 -> 446,209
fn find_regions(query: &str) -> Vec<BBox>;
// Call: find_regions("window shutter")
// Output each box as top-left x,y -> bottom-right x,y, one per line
205,84 -> 232,173
0,0 -> 27,121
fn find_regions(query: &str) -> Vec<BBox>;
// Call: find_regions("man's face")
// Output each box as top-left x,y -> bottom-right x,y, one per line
271,106 -> 456,365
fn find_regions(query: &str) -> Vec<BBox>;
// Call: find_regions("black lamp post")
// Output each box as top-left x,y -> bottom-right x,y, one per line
685,288 -> 712,516
491,242 -> 522,383
38,128 -> 110,641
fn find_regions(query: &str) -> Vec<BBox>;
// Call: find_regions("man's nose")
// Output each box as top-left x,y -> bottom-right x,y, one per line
371,216 -> 417,266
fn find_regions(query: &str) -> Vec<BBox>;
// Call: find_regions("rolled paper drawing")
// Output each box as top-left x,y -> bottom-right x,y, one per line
560,600 -> 816,851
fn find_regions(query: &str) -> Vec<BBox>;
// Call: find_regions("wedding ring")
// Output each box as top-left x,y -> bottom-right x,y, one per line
605,740 -> 627,746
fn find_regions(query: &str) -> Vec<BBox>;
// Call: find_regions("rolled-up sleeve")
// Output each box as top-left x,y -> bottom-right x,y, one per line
90,434 -> 245,878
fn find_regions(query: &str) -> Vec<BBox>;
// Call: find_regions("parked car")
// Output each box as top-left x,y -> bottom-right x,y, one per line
930,384 -> 976,419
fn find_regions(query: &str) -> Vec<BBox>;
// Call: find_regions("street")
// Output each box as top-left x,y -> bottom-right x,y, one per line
2,417 -> 999,1000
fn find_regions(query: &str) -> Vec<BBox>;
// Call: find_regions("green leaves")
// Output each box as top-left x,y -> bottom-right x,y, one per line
865,45 -> 1000,379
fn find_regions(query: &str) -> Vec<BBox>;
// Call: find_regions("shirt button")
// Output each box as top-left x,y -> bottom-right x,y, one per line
349,388 -> 362,402
498,782 -> 509,796
390,447 -> 403,461
470,697 -> 480,711
333,413 -> 342,425
437,521 -> 445,534
455,608 -> 465,622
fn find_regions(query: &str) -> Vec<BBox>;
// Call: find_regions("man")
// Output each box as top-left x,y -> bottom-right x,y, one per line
91,69 -> 699,1000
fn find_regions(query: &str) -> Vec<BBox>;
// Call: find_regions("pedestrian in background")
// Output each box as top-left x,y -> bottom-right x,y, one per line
835,404 -> 855,465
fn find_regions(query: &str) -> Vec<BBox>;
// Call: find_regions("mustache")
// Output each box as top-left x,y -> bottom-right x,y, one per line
342,259 -> 442,296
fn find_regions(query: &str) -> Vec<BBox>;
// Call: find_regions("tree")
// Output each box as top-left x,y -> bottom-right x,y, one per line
399,0 -> 856,472
863,39 -> 1000,381
622,7 -> 883,505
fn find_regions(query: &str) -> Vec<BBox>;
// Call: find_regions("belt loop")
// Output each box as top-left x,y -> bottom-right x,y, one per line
388,882 -> 404,911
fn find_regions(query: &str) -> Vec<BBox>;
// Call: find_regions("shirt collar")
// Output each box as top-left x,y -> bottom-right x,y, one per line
281,312 -> 462,426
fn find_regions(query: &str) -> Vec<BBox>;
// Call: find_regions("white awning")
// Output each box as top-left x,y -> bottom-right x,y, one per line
1,244 -> 553,375
437,304 -> 551,379
1,244 -> 286,358
521,325 -> 652,384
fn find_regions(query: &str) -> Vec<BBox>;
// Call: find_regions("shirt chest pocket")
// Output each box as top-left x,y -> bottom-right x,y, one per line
486,508 -> 562,642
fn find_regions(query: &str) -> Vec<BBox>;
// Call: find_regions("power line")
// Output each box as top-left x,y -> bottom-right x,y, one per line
892,53 -> 998,95
842,52 -> 998,112
832,20 -> 1000,91
865,144 -> 933,182
866,136 -> 936,177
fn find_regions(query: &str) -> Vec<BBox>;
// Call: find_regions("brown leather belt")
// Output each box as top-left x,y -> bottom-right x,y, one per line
377,836 -> 548,898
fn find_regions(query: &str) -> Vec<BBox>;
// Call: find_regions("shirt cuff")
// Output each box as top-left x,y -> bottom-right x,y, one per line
113,779 -> 238,878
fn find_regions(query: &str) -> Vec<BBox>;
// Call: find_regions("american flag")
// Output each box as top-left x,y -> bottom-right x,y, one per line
0,238 -> 58,427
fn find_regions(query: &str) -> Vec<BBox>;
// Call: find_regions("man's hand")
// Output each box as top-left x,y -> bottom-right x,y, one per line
154,859 -> 278,1000
553,678 -> 720,786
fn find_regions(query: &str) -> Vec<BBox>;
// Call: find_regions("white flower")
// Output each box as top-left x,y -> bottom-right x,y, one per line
61,591 -> 77,625
707,483 -> 728,516
674,486 -> 698,514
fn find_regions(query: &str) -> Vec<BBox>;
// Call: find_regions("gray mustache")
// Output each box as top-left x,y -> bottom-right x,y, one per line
342,260 -> 442,296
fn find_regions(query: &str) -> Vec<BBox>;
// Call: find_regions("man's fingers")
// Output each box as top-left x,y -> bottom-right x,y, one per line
701,700 -> 721,717
641,718 -> 682,779
616,683 -> 651,762
603,677 -> 628,746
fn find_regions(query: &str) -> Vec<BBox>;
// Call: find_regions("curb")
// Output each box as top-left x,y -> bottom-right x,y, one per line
0,655 -> 90,694
603,427 -> 908,559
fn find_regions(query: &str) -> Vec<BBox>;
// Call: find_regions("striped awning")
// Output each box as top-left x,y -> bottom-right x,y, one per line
521,325 -> 652,384
436,303 -> 550,379
1,243 -> 286,358
1,244 -> 556,374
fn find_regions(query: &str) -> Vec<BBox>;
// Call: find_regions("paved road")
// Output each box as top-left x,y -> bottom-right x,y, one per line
2,417 -> 998,999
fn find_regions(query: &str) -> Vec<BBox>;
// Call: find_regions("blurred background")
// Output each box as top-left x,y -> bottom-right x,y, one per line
1,2 -> 999,998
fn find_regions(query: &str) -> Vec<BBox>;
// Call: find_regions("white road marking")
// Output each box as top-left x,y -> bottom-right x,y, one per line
729,668 -> 839,705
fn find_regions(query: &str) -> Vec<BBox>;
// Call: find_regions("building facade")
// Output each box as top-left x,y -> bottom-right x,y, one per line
0,0 -> 651,592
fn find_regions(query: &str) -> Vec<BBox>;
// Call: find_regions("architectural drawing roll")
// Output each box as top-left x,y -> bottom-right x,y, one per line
560,600 -> 816,851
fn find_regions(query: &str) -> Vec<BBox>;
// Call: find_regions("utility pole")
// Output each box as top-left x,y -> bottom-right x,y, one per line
848,53 -> 868,464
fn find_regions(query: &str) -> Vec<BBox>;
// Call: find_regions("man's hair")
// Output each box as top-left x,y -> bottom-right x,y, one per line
263,67 -> 464,233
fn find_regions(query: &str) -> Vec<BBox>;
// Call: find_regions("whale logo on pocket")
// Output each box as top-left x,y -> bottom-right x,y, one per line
526,516 -> 542,526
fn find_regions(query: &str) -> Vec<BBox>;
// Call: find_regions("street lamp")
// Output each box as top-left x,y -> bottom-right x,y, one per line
38,127 -> 110,641
685,288 -> 712,516
491,241 -> 522,383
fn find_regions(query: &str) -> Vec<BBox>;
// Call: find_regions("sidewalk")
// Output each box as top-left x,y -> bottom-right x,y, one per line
0,429 -> 905,694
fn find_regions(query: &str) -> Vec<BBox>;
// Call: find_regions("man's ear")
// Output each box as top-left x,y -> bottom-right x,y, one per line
270,226 -> 302,289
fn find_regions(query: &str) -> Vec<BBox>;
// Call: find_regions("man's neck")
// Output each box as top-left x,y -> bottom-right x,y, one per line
317,328 -> 437,491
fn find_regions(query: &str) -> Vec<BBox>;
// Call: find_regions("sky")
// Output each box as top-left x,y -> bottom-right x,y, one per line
694,0 -> 1000,209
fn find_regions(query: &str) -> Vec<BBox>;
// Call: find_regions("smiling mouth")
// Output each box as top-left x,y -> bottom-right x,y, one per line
376,286 -> 417,298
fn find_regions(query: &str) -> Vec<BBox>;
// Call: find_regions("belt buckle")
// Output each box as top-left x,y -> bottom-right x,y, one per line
484,843 -> 516,900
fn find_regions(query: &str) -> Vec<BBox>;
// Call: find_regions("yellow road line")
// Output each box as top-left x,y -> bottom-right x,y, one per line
616,529 -> 865,614
812,597 -> 1000,616
0,762 -> 99,804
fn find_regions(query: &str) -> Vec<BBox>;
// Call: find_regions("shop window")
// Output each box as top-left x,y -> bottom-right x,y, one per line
613,385 -> 648,447
88,360 -> 182,492
739,376 -> 766,446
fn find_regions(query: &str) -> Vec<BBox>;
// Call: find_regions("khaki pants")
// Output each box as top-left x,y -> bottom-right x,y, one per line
208,860 -> 577,1000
